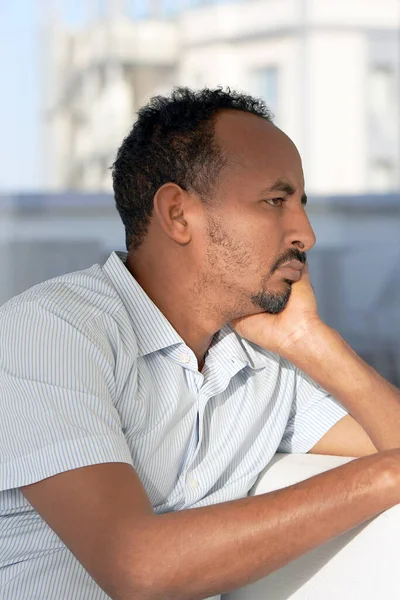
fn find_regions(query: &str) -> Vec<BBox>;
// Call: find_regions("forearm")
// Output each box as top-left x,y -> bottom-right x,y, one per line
283,324 -> 400,451
112,451 -> 399,600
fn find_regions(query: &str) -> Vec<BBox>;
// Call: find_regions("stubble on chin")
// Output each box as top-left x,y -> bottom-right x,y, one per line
203,215 -> 293,318
251,279 -> 292,314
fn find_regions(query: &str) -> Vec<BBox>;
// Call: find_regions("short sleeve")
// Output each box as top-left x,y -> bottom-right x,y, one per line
277,368 -> 348,454
0,302 -> 133,492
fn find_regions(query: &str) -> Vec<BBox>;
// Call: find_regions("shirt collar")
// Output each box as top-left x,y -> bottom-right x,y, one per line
103,251 -> 183,357
103,250 -> 272,370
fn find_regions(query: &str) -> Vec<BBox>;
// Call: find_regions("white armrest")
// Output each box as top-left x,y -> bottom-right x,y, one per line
222,453 -> 400,600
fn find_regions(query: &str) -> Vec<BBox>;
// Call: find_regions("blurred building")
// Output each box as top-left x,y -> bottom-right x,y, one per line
43,6 -> 178,191
43,0 -> 400,194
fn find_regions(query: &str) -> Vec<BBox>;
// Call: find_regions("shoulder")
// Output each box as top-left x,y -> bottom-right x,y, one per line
1,261 -> 121,327
0,262 -> 139,381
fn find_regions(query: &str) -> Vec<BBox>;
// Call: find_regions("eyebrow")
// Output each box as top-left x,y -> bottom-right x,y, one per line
261,179 -> 308,206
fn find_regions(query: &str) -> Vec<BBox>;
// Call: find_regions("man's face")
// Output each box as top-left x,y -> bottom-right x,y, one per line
195,110 -> 316,318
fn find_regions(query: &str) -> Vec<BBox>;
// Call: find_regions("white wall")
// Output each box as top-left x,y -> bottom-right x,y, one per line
306,31 -> 367,194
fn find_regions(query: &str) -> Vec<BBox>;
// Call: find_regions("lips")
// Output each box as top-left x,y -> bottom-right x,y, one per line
278,259 -> 305,271
276,259 -> 305,282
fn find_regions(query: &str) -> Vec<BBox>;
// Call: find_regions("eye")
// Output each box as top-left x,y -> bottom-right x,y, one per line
265,197 -> 285,207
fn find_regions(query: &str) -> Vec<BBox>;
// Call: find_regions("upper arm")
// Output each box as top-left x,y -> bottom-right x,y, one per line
1,303 -> 150,596
0,303 -> 130,492
308,414 -> 378,457
21,463 -> 155,598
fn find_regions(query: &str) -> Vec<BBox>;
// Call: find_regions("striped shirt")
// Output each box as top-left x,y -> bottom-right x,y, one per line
0,250 -> 348,599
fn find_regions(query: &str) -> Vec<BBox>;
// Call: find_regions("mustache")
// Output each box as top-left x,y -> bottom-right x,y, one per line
271,248 -> 307,273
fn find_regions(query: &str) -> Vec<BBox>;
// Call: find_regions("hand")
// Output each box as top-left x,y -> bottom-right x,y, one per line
230,264 -> 324,358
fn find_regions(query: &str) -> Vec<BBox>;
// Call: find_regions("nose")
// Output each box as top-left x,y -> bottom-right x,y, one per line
285,207 -> 316,253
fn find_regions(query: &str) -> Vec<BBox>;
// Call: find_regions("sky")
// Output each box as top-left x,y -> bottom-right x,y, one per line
0,1 -> 92,193
0,1 -> 40,192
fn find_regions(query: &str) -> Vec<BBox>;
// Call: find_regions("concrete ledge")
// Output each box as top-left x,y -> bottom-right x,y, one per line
223,453 -> 400,600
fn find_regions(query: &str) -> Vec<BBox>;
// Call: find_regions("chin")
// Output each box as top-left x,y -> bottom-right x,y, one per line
251,283 -> 292,313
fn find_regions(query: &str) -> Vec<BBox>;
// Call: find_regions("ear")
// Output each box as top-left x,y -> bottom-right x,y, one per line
153,183 -> 192,245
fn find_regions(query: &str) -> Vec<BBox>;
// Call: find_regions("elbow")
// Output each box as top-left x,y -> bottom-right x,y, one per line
96,522 -> 191,600
100,554 -> 171,600
101,571 -> 157,600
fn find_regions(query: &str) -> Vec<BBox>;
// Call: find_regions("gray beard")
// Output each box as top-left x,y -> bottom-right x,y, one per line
251,281 -> 292,314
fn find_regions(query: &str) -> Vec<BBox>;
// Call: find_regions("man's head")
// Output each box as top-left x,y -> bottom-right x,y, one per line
112,87 -> 316,321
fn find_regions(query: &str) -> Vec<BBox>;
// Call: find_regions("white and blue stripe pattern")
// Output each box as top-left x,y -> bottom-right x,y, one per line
0,250 -> 348,598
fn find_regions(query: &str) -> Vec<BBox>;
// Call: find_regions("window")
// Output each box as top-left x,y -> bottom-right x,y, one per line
369,160 -> 395,192
370,67 -> 395,116
369,66 -> 396,137
368,66 -> 398,190
249,67 -> 279,117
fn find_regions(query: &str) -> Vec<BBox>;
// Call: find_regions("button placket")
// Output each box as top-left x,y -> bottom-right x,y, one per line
186,369 -> 204,393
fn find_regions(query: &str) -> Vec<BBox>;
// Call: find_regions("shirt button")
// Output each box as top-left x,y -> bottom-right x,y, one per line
188,477 -> 199,488
180,353 -> 191,364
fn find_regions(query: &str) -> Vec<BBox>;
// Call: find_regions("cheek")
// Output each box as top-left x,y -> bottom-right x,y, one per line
251,225 -> 281,261
205,210 -> 282,273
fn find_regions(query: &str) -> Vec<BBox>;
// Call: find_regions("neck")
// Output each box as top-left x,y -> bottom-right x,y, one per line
125,251 -> 225,368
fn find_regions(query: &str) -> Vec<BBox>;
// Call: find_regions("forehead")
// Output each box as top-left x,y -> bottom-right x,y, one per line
213,109 -> 304,189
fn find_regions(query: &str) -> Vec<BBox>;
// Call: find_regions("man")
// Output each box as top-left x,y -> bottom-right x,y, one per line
0,87 -> 400,600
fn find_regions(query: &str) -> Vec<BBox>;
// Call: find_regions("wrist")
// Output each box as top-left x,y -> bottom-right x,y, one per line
277,321 -> 337,362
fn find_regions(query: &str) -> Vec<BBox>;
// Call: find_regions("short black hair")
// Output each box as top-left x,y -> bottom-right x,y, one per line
112,86 -> 273,251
